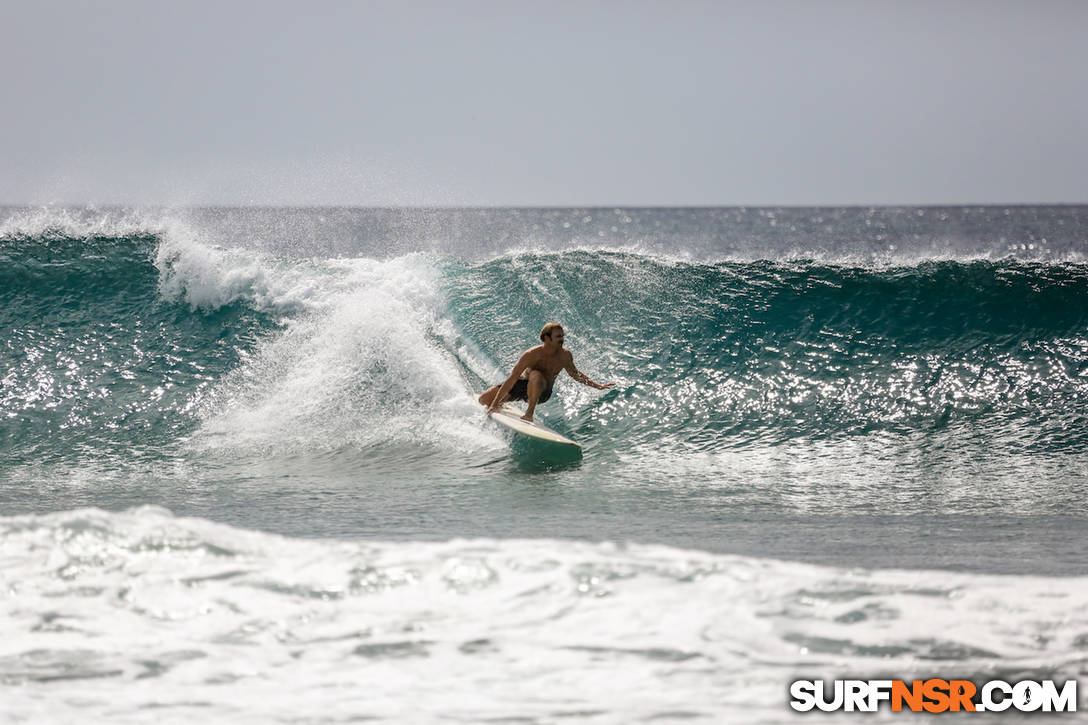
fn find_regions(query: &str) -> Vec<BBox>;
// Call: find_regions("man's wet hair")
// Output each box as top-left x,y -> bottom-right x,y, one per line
540,322 -> 563,342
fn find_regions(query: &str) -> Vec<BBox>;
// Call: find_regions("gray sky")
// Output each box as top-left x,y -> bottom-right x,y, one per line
3,0 -> 1086,206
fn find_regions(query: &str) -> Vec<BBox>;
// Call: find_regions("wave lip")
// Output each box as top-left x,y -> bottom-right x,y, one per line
1,506 -> 1086,721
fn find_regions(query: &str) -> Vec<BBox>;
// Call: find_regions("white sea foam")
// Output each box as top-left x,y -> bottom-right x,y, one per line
1,507 -> 1085,723
154,237 -> 501,455
0,205 -> 167,242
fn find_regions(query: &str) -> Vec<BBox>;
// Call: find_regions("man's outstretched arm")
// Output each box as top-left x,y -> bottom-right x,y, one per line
564,355 -> 614,390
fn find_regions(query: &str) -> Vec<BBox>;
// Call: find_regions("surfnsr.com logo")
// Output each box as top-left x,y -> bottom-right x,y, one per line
789,679 -> 1077,713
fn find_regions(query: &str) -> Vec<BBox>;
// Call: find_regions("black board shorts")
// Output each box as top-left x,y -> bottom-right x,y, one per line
505,378 -> 552,404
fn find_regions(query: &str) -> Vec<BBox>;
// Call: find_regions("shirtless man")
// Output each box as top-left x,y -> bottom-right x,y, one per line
478,322 -> 614,422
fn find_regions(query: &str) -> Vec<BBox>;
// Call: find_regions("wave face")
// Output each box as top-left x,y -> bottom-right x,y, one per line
449,252 -> 1088,449
2,206 -> 1088,566
1,218 -> 278,463
2,507 -> 1087,722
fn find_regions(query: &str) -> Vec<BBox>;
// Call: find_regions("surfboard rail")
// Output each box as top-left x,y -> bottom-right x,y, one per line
488,404 -> 581,448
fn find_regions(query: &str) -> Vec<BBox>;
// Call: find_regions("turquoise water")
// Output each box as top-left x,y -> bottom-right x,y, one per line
3,206 -> 1088,721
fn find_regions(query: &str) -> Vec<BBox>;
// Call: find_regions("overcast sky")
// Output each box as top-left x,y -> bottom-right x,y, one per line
3,0 -> 1086,206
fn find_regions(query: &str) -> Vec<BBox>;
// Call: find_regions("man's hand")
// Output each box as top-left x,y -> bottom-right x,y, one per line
597,382 -> 615,390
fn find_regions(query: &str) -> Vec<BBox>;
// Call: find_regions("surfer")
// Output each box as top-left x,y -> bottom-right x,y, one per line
478,323 -> 614,422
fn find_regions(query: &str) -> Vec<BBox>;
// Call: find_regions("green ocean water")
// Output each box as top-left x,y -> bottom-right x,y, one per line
2,205 -> 1088,572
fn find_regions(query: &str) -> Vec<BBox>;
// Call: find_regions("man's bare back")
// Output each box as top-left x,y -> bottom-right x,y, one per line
478,323 -> 614,422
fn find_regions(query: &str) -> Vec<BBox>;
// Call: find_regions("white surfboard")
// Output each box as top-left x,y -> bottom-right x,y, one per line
489,404 -> 581,448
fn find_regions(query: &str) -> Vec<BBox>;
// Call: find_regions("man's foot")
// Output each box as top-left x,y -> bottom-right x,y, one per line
520,413 -> 534,422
